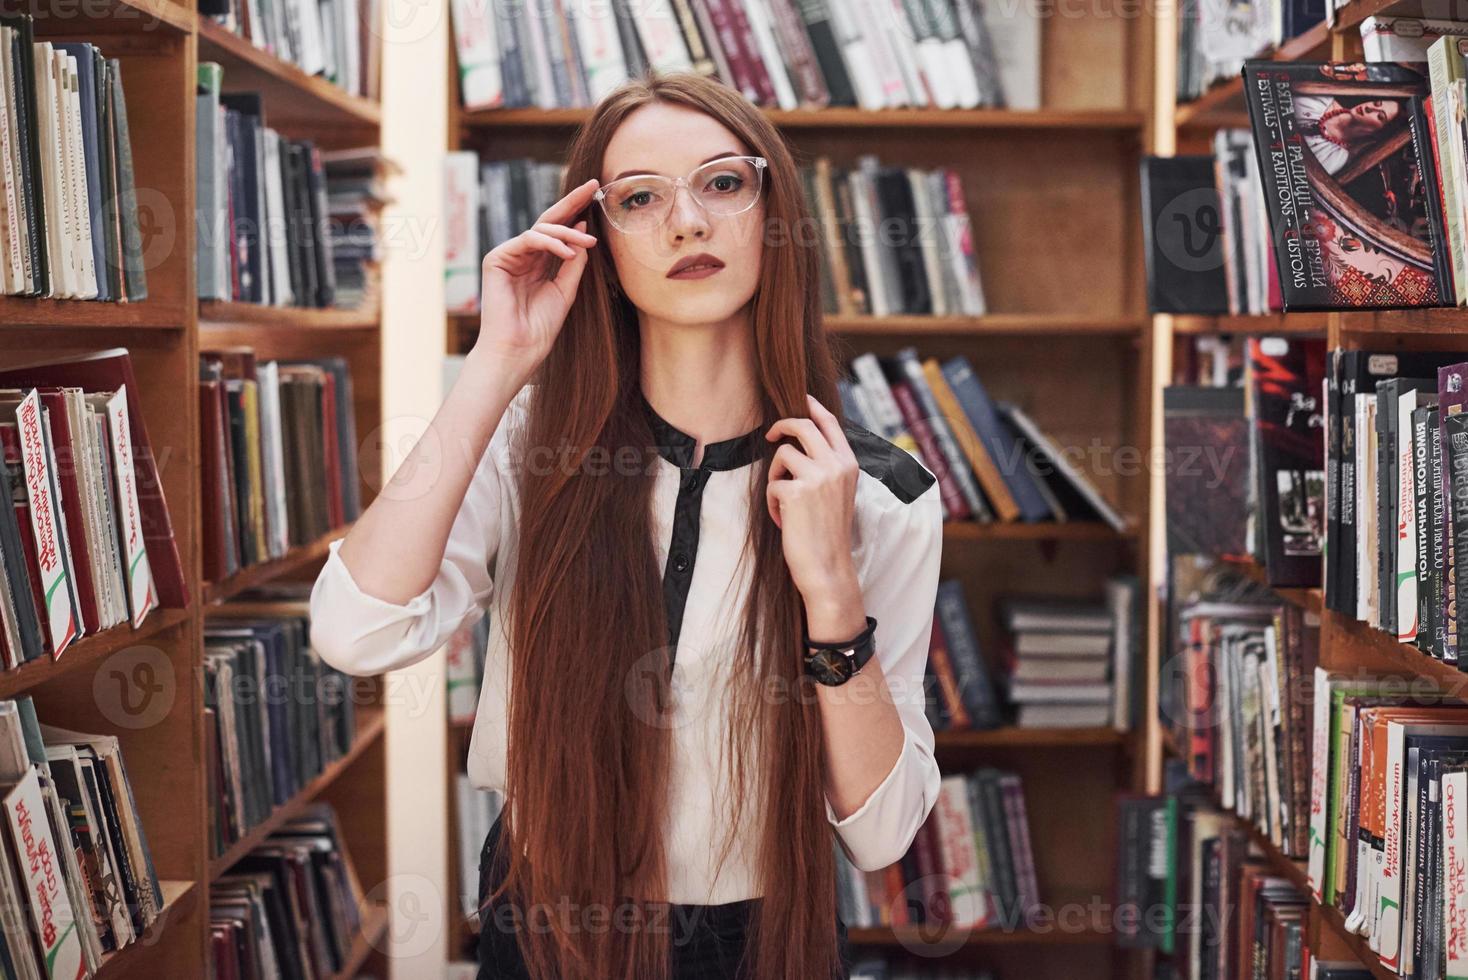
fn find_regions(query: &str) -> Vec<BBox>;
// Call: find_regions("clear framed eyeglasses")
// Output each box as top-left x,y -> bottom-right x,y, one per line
593,155 -> 768,233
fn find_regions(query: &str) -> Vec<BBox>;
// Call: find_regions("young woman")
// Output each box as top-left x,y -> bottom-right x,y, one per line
308,71 -> 944,980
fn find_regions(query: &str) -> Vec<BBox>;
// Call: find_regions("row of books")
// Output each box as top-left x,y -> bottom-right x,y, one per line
1320,350 -> 1468,663
0,349 -> 189,666
0,697 -> 164,979
449,0 -> 1038,113
1159,556 -> 1322,862
1115,785 -> 1373,980
0,19 -> 147,301
202,0 -> 381,99
1163,337 -> 1326,588
453,776 -> 503,926
210,801 -> 370,980
204,601 -> 358,860
1302,679 -> 1468,976
198,67 -> 386,310
442,152 -> 988,319
201,349 -> 362,584
838,349 -> 1128,531
834,768 -> 1038,931
996,580 -> 1141,731
1174,0 -> 1324,104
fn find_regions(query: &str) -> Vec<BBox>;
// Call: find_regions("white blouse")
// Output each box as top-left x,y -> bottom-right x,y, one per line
307,383 -> 945,905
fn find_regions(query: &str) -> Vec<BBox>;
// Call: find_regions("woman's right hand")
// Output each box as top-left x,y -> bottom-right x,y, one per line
474,177 -> 601,378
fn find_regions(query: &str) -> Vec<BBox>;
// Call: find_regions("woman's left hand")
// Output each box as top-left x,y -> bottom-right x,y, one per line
765,394 -> 860,603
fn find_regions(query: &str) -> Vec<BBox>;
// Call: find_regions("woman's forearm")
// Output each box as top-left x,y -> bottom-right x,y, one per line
334,348 -> 527,605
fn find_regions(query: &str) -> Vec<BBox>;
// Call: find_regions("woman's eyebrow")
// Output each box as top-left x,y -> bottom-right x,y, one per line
608,151 -> 745,182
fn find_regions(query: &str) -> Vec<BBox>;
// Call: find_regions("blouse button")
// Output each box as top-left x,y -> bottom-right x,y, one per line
672,552 -> 690,573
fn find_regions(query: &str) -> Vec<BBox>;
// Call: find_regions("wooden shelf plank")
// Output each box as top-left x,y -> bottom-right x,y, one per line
1219,557 -> 1325,616
943,520 -> 1135,543
1328,612 -> 1468,691
934,727 -> 1126,750
0,608 -> 190,700
0,296 -> 186,329
209,709 -> 387,881
329,902 -> 389,980
1170,313 -> 1329,335
200,300 -> 379,330
197,20 -> 380,133
1339,308 -> 1468,337
460,107 -> 1147,132
94,880 -> 198,978
204,527 -> 346,605
847,913 -> 1117,947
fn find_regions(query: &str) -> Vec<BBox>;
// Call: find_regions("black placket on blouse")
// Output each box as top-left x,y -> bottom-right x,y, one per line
641,395 -> 762,661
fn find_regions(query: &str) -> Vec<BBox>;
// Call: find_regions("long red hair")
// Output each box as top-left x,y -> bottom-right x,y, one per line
480,71 -> 849,980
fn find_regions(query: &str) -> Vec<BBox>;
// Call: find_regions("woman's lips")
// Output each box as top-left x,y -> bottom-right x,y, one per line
666,262 -> 724,280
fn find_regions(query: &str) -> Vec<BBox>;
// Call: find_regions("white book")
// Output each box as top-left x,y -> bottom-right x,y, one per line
849,352 -> 907,445
55,51 -> 86,299
1359,394 -> 1377,625
569,0 -> 628,103
298,0 -> 328,76
0,34 -> 17,296
846,170 -> 889,315
450,0 -> 503,109
2,768 -> 87,980
934,776 -> 988,927
741,0 -> 798,110
902,0 -> 954,108
13,390 -> 79,655
852,0 -> 919,106
64,55 -> 97,299
32,44 -> 68,298
928,0 -> 980,107
99,387 -> 157,627
939,168 -> 986,315
1445,769 -> 1468,979
444,152 -> 481,314
982,0 -> 1041,110
628,0 -> 694,75
262,130 -> 292,305
256,362 -> 290,558
907,170 -> 948,315
827,1 -> 886,110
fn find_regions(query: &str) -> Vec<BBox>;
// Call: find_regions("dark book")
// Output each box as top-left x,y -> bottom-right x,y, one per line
1242,61 -> 1446,310
1247,337 -> 1327,586
1163,386 -> 1250,556
1140,156 -> 1231,314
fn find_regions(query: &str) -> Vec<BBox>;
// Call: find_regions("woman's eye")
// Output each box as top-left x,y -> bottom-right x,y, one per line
618,188 -> 661,211
706,175 -> 743,194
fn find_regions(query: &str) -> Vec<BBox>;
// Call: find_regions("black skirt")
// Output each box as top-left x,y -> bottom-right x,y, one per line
475,814 -> 852,980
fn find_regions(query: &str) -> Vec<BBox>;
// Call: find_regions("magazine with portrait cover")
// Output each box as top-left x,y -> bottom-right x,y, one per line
1241,61 -> 1453,310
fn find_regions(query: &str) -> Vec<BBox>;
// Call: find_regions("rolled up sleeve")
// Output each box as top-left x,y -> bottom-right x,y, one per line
308,400 -> 515,676
825,477 -> 945,872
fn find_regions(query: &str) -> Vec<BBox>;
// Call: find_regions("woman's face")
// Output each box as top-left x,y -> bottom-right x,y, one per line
597,102 -> 767,327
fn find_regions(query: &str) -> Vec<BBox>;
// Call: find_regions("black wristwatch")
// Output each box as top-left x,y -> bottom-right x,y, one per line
802,616 -> 877,687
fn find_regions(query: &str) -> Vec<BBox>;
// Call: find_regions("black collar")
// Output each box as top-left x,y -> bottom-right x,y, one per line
641,393 -> 762,471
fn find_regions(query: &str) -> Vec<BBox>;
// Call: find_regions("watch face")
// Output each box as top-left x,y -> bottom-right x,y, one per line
806,649 -> 853,686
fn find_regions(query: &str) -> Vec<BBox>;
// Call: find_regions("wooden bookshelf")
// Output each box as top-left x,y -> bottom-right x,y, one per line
1149,4 -> 1468,978
0,0 -> 391,973
444,6 -> 1156,976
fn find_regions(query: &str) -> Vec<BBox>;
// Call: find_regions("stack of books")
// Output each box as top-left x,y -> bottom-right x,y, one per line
0,349 -> 189,665
199,350 -> 361,583
834,768 -> 1038,932
1174,0 -> 1324,104
0,18 -> 148,301
0,697 -> 165,978
210,802 -> 369,979
448,0 -> 1039,112
320,147 -> 392,312
998,583 -> 1139,731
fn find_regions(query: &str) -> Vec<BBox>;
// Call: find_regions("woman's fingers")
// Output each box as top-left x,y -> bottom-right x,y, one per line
767,442 -> 815,484
764,416 -> 832,461
538,177 -> 600,228
533,221 -> 597,248
551,220 -> 593,298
